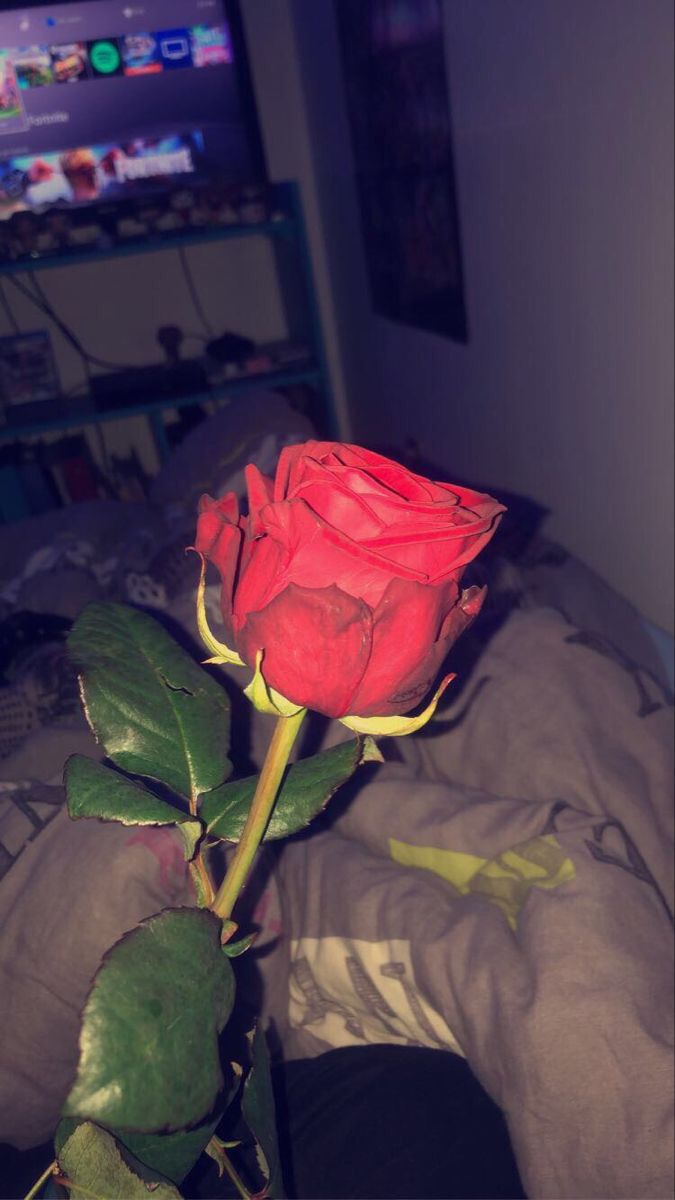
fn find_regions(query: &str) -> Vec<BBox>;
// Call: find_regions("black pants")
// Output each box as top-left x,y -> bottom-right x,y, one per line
273,1045 -> 525,1200
1,1045 -> 525,1199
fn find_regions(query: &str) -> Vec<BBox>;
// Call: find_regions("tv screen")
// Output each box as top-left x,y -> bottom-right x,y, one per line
0,0 -> 265,220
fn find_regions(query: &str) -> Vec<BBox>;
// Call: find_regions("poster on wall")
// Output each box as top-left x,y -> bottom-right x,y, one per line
335,0 -> 468,342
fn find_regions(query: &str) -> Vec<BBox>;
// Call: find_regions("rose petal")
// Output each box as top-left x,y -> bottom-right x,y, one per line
329,456 -> 436,503
335,446 -> 434,501
194,492 -> 239,555
361,509 -> 504,581
194,494 -> 242,642
321,443 -> 437,502
238,583 -> 373,717
245,463 -> 274,537
273,444 -> 505,581
347,576 -> 458,717
259,499 -> 428,607
438,481 -> 505,513
426,518 -> 504,580
233,531 -> 288,631
275,441 -> 437,505
273,440 -> 319,501
439,584 -> 486,640
291,466 -> 389,537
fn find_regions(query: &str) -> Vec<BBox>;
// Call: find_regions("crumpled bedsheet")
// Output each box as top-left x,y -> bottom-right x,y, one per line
0,447 -> 672,1198
259,605 -> 674,1200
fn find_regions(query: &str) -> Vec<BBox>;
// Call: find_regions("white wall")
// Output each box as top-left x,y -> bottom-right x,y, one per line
239,0 -> 352,434
288,0 -> 675,632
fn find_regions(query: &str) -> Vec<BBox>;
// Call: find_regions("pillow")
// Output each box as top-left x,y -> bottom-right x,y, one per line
148,391 -> 315,509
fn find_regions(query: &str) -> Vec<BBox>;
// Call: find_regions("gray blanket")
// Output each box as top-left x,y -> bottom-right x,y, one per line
261,606 -> 673,1199
0,406 -> 672,1197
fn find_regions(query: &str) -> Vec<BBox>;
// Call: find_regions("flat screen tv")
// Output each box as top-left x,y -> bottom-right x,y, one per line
0,0 -> 265,220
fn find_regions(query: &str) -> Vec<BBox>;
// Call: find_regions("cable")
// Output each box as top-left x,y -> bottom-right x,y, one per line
0,279 -> 21,334
33,271 -> 141,370
7,272 -> 140,372
177,246 -> 214,336
9,272 -> 82,355
25,272 -> 49,306
7,272 -> 94,363
92,418 -> 112,482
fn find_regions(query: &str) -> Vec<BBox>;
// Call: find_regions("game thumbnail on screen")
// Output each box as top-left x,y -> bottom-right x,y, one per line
0,0 -> 263,219
0,131 -> 205,217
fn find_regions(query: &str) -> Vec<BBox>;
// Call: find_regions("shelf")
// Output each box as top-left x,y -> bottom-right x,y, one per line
0,180 -> 335,521
0,363 -> 321,444
0,216 -> 296,278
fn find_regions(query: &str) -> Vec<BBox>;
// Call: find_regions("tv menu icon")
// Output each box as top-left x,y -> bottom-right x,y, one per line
50,43 -> 89,83
190,25 -> 232,67
87,39 -> 123,77
0,51 -> 30,134
157,28 -> 192,70
121,33 -> 162,75
11,45 -> 54,89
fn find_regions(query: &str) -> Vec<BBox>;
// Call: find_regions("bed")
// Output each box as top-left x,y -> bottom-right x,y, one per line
1,394 -> 673,1199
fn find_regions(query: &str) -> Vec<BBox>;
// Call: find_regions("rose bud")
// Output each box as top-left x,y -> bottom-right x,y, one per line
194,442 -> 505,723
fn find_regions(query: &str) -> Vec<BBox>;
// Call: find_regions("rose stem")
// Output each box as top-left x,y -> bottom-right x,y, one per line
189,782 -> 215,907
211,708 -> 306,922
23,1160 -> 58,1200
218,1149 -> 251,1200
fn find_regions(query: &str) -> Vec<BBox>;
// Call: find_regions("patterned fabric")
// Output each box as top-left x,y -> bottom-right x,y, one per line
265,605 -> 673,1200
388,831 -> 576,931
0,394 -> 315,762
0,614 -> 77,760
0,798 -> 195,1148
0,406 -> 672,1196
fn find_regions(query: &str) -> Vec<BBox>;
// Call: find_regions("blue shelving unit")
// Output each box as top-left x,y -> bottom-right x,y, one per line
0,216 -> 293,277
0,181 -> 335,519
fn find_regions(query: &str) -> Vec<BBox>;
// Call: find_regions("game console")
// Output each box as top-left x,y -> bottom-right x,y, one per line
90,359 -> 207,410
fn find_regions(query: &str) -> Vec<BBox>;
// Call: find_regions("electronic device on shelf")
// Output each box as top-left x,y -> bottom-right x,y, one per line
89,359 -> 208,411
0,328 -> 60,421
0,0 -> 266,236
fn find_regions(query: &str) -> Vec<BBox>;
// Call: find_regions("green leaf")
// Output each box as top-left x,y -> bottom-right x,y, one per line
117,1118 -> 223,1188
201,737 -> 382,843
241,1026 -> 284,1199
221,933 -> 257,958
57,1118 -> 217,1191
65,756 -> 202,861
58,1122 -> 181,1198
64,908 -> 235,1133
55,1117 -> 85,1156
57,1067 -> 243,1188
114,1065 -> 244,1186
68,603 -> 232,801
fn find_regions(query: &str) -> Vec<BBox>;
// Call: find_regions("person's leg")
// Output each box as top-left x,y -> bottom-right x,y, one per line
273,1044 -> 526,1200
3,1046 -> 526,1199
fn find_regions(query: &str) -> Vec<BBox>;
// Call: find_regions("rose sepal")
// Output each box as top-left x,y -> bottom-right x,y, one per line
339,673 -> 455,737
244,649 -> 306,717
194,550 -> 244,667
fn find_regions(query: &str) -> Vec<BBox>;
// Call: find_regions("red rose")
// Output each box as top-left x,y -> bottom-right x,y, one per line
195,442 -> 505,720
